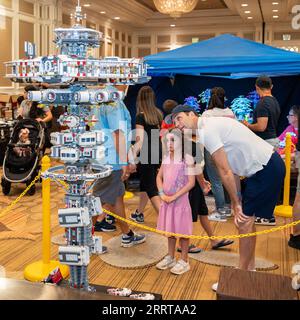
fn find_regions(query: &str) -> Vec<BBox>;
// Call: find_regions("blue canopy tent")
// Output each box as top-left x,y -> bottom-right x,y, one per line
145,34 -> 300,79
124,34 -> 300,133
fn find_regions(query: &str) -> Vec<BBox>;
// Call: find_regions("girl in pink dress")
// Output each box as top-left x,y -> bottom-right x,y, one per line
156,129 -> 195,275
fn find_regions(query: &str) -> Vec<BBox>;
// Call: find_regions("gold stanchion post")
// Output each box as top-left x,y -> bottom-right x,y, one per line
274,133 -> 293,218
24,156 -> 69,282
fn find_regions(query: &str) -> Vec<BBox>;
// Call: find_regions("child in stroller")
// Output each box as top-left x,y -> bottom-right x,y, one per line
1,119 -> 45,196
13,128 -> 32,158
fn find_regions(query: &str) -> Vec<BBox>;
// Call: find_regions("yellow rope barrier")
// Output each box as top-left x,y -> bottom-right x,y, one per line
0,172 -> 41,219
1,168 -> 300,240
102,208 -> 300,240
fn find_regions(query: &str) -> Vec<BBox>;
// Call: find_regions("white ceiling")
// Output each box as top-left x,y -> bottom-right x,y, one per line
62,0 -> 300,28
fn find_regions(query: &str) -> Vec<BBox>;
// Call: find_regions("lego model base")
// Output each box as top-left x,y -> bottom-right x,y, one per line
24,260 -> 69,282
59,280 -> 163,300
274,205 -> 293,218
216,268 -> 298,300
0,278 -> 129,300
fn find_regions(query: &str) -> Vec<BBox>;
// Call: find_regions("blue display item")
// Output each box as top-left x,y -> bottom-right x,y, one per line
198,89 -> 211,111
184,96 -> 201,114
145,34 -> 300,78
230,96 -> 253,122
246,90 -> 260,108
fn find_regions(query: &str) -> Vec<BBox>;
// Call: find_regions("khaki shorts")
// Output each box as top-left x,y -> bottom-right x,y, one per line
93,170 -> 125,205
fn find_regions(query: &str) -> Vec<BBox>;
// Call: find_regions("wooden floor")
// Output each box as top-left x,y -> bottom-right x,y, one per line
0,162 -> 299,300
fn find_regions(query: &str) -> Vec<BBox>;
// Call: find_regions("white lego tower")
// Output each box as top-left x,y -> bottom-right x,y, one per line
5,0 -> 148,291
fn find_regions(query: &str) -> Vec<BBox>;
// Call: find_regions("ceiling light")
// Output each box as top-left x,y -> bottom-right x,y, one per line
272,9 -> 278,12
114,17 -> 120,20
100,11 -> 106,14
241,4 -> 248,7
244,11 -> 251,14
272,2 -> 279,5
170,24 -> 176,27
83,4 -> 91,7
153,0 -> 198,18
273,15 -> 279,18
247,16 -> 253,19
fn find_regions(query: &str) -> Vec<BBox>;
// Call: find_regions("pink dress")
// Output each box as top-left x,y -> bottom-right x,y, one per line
157,156 -> 193,236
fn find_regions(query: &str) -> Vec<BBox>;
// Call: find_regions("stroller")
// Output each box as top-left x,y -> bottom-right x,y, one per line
1,119 -> 45,196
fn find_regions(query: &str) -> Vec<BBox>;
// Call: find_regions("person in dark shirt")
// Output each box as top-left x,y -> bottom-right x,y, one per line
128,86 -> 163,223
243,76 -> 281,148
289,111 -> 300,250
243,76 -> 281,226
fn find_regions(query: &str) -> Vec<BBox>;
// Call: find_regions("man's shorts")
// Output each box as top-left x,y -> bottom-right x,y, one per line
93,170 -> 125,206
242,152 -> 285,219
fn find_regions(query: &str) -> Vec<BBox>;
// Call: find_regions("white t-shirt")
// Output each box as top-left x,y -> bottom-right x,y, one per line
202,108 -> 235,118
197,117 -> 273,177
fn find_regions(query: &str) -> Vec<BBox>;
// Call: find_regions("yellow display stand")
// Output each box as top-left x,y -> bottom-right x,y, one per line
274,133 -> 293,218
24,156 -> 69,282
124,191 -> 134,199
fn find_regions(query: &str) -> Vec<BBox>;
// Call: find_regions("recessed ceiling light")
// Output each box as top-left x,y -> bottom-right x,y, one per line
83,4 -> 91,7
244,10 -> 251,14
100,11 -> 106,14
273,15 -> 279,18
241,4 -> 248,7
170,24 -> 176,27
272,9 -> 278,12
114,17 -> 120,20
247,16 -> 253,19
272,2 -> 279,5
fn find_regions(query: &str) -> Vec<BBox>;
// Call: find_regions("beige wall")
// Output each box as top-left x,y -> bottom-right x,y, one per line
19,0 -> 34,15
0,0 -> 12,9
19,20 -> 34,58
0,0 -> 62,90
0,16 -> 12,87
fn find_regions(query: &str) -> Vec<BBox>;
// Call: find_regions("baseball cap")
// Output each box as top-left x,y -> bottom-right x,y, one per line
164,104 -> 198,125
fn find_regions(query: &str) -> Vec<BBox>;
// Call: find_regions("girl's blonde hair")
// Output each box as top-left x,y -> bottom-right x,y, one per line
136,86 -> 163,126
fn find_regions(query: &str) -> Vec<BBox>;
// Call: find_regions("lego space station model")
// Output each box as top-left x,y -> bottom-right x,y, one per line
5,1 -> 148,291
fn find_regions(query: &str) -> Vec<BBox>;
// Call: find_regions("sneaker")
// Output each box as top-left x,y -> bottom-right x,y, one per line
288,234 -> 300,250
106,215 -> 115,225
156,255 -> 176,270
170,259 -> 190,275
212,282 -> 218,292
130,210 -> 144,224
100,246 -> 108,254
222,207 -> 232,217
121,233 -> 146,248
94,220 -> 117,232
208,212 -> 227,222
255,217 -> 276,226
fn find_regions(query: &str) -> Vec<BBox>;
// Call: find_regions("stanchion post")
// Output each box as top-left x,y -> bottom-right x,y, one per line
274,133 -> 293,218
283,133 -> 291,206
42,155 -> 51,265
24,156 -> 69,282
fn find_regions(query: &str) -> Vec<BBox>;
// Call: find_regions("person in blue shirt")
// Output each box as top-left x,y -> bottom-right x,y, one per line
91,85 -> 145,247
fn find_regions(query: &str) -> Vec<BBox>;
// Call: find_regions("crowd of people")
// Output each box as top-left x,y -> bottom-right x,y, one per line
13,76 -> 300,287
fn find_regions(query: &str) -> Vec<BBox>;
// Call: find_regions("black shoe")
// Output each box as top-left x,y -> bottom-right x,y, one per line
288,234 -> 300,250
94,220 -> 116,232
106,214 -> 115,225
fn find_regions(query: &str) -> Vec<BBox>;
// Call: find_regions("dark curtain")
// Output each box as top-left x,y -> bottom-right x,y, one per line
125,74 -> 300,135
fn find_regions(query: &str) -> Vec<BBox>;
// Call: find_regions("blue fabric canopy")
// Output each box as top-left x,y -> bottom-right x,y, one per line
145,34 -> 300,79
